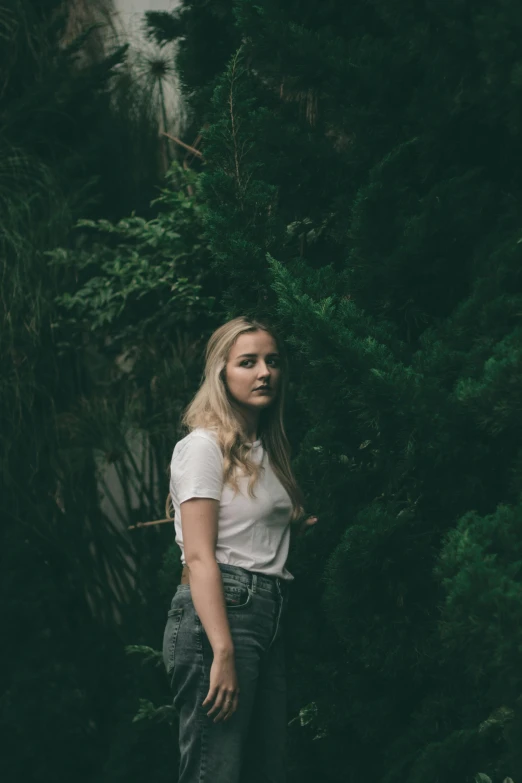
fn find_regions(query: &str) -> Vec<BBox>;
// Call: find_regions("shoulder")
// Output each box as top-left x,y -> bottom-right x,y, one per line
171,428 -> 222,461
170,429 -> 224,495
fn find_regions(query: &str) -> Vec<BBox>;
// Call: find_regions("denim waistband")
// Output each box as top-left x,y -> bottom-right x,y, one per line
217,562 -> 291,598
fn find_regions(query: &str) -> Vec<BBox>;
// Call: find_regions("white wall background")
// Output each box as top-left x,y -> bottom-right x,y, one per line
113,0 -> 180,45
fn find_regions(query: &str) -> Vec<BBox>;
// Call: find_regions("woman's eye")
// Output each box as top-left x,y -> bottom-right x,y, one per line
240,359 -> 278,367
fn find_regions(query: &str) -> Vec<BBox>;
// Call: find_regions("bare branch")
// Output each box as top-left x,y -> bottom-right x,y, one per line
160,131 -> 203,159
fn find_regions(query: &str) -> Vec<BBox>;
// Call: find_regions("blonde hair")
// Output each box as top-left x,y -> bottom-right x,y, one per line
165,316 -> 306,525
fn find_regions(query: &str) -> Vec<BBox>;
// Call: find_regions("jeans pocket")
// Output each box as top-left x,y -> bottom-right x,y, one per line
162,607 -> 184,675
222,578 -> 252,610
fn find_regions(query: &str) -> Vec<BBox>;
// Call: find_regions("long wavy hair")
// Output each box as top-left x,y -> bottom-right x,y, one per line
165,316 -> 306,525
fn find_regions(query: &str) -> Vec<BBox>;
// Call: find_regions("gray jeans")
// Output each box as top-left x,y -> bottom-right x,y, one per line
162,563 -> 291,783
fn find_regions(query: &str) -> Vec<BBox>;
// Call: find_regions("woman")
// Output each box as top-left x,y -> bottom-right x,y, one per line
162,316 -> 318,783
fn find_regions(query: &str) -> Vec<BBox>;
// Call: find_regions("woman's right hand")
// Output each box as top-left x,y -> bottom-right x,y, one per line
202,649 -> 240,722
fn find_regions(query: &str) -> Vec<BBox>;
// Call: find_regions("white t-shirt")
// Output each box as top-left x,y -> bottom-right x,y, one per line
170,427 -> 294,581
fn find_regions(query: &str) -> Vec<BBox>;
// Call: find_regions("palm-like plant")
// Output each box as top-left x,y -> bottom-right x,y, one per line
129,33 -> 188,171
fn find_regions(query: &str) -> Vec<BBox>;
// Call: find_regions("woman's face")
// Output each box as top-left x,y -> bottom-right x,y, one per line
224,330 -> 281,412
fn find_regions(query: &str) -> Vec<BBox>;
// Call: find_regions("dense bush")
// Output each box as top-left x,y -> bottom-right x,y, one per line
191,2 -> 522,781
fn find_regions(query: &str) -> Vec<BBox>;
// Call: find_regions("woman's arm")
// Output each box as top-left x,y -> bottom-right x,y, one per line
181,497 -> 234,656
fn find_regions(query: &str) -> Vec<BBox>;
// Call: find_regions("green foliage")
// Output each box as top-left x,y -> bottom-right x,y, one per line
49,163 -> 216,352
199,48 -> 287,315
125,645 -> 164,668
436,501 -> 522,696
195,1 -> 522,781
131,699 -> 178,725
48,164 -> 223,499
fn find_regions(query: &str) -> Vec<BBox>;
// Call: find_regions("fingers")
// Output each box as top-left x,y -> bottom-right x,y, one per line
296,516 -> 319,538
202,687 -> 239,723
210,691 -> 237,722
223,693 -> 239,721
303,515 -> 319,533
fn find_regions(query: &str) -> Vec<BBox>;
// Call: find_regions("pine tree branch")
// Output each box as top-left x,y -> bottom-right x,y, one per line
228,49 -> 244,197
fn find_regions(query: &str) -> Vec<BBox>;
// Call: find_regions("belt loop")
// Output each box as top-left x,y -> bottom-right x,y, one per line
251,573 -> 258,594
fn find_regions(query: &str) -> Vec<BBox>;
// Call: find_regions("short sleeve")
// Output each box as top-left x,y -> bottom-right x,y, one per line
170,433 -> 224,505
